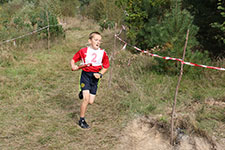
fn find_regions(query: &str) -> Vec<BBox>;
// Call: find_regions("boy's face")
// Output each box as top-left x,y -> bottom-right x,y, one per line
89,34 -> 102,50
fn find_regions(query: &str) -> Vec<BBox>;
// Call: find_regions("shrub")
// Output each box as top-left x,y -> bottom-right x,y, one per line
0,0 -> 65,45
35,9 -> 64,38
99,18 -> 115,31
80,0 -> 124,28
119,0 -> 211,75
210,0 -> 225,44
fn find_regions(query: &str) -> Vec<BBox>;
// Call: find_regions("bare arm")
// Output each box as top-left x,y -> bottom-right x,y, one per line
71,59 -> 79,71
99,68 -> 108,75
94,68 -> 108,79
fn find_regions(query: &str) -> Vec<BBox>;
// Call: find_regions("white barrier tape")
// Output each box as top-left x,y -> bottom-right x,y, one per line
122,43 -> 127,50
115,34 -> 225,71
0,24 -> 61,45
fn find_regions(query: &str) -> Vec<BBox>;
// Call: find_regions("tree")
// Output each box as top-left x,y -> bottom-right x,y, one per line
0,0 -> 9,4
117,0 -> 170,47
183,0 -> 225,58
0,0 -> 65,44
211,0 -> 225,45
80,0 -> 124,30
117,0 -> 209,73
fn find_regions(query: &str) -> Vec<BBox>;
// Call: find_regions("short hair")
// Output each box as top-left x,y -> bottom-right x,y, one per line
89,32 -> 101,39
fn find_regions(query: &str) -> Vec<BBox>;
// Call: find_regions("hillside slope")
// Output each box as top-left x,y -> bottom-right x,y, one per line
0,17 -> 224,150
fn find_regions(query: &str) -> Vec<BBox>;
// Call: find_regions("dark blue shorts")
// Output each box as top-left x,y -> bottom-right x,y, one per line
80,71 -> 100,95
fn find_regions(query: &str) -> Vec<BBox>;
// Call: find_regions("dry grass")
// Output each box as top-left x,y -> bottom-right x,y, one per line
0,17 -> 225,150
0,18 -> 124,150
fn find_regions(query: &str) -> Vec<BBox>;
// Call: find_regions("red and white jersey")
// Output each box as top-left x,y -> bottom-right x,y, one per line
72,47 -> 110,72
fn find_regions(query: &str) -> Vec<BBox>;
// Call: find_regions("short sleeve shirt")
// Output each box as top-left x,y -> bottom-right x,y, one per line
72,47 -> 110,72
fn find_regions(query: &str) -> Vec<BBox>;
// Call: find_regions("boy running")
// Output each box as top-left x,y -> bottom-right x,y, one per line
71,32 -> 110,129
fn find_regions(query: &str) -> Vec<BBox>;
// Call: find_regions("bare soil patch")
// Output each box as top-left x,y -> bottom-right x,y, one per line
115,116 -> 225,150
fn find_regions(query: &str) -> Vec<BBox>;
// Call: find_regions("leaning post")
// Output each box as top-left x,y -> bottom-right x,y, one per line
170,29 -> 189,145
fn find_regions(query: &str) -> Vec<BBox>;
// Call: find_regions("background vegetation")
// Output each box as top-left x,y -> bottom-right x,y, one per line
0,0 -> 224,149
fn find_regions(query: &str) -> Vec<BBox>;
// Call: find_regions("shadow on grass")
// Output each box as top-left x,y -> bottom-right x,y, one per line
44,92 -> 81,120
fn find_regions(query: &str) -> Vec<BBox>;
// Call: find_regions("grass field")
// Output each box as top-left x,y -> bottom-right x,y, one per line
0,17 -> 224,150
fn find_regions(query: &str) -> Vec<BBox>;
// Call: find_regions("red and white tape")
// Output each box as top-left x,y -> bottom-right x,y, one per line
115,30 -> 225,71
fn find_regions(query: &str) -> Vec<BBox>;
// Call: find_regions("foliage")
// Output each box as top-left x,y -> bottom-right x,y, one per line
78,0 -> 90,17
0,0 -> 9,4
183,0 -> 225,58
99,19 -> 115,31
116,0 -> 170,45
0,0 -> 65,45
79,0 -> 90,7
118,0 -> 210,74
148,1 -> 210,74
30,8 -> 64,38
58,0 -> 80,16
210,0 -> 225,44
1,16 -> 225,149
82,0 -> 103,21
79,0 -> 124,30
0,0 -> 33,42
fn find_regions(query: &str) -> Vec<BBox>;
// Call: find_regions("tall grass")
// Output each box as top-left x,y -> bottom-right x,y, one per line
0,18 -> 224,149
109,48 -> 225,138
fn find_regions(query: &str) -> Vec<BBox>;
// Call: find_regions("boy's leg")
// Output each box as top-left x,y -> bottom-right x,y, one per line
80,90 -> 90,118
89,94 -> 96,104
88,77 -> 99,104
78,90 -> 91,129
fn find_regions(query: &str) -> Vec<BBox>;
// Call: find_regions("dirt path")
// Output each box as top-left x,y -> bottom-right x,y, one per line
58,27 -> 125,150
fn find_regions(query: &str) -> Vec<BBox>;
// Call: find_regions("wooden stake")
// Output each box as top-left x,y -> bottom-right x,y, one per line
46,10 -> 50,50
170,29 -> 189,145
108,32 -> 116,88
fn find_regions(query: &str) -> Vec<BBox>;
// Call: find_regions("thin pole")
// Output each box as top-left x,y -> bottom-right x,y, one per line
108,33 -> 116,88
46,10 -> 50,50
170,29 -> 189,145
